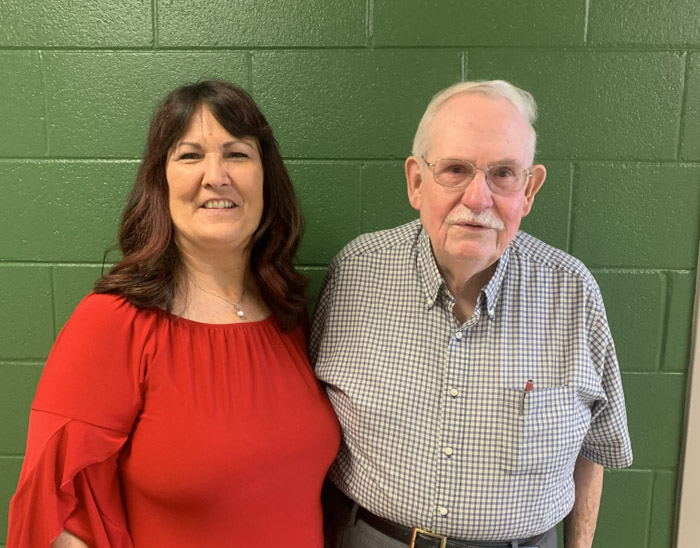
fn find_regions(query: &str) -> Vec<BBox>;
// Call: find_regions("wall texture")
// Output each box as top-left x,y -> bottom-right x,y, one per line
1,1 -> 698,546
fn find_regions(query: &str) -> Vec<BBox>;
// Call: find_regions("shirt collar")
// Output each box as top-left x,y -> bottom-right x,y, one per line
417,227 -> 443,309
481,244 -> 510,319
417,225 -> 512,318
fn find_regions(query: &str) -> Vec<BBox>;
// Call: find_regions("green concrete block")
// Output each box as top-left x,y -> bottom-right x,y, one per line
0,161 -> 137,262
360,162 -> 418,233
663,272 -> 696,372
649,471 -> 678,548
0,52 -> 45,157
0,0 -> 152,47
589,0 -> 699,46
44,52 -> 249,157
594,469 -> 652,547
53,266 -> 105,331
0,458 -> 24,542
681,54 -> 700,162
519,161 -> 570,252
556,522 -> 563,547
468,51 -> 685,160
593,271 -> 665,372
0,363 -> 43,454
290,162 -> 361,264
251,50 -> 462,159
622,372 -> 686,469
374,0 -> 585,46
0,267 -> 53,360
571,163 -> 700,269
298,266 -> 330,312
158,0 -> 365,46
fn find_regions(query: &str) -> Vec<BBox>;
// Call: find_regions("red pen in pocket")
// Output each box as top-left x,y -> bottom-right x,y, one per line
519,379 -> 534,416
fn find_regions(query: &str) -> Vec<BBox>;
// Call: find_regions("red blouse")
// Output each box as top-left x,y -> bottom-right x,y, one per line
8,293 -> 340,547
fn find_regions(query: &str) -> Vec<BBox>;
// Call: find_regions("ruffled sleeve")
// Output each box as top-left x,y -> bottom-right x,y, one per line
8,293 -> 150,547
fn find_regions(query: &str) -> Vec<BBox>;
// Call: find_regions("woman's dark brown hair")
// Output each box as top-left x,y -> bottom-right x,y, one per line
94,80 -> 307,330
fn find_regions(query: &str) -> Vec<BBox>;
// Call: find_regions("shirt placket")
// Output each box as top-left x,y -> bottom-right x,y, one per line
433,295 -> 477,535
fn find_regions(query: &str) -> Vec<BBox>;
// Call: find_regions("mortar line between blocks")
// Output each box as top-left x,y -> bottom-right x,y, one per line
566,162 -> 575,254
151,0 -> 159,49
358,163 -> 365,234
658,272 -> 672,372
38,51 -> 50,157
366,0 -> 374,47
50,266 -> 58,340
4,45 -> 696,53
676,51 -> 690,161
583,0 -> 591,45
643,470 -> 654,548
461,51 -> 468,81
247,51 -> 254,91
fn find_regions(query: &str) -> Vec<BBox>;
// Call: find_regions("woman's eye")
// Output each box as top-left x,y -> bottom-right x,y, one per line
178,152 -> 200,160
226,151 -> 248,159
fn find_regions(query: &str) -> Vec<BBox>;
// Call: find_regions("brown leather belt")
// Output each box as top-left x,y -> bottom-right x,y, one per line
356,505 -> 546,547
329,483 -> 547,548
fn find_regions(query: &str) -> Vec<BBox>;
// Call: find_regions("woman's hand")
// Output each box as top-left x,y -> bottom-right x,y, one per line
52,530 -> 89,548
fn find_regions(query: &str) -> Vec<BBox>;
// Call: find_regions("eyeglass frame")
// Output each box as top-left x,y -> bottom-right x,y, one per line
421,155 -> 533,195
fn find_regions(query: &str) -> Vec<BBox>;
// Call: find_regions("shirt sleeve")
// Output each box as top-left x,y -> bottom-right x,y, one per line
309,259 -> 337,369
7,293 -> 149,547
579,284 -> 633,468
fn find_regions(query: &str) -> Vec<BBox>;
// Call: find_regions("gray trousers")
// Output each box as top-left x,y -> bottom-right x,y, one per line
323,483 -> 559,548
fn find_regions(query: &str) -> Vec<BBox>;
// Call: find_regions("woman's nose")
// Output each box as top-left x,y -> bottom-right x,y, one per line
202,156 -> 230,187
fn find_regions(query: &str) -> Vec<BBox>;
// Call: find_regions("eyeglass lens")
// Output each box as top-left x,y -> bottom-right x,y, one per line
434,159 -> 526,193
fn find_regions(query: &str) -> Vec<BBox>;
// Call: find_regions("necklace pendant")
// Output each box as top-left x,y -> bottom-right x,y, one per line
236,309 -> 245,319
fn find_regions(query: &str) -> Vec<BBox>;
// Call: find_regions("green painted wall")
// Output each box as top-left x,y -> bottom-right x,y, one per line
1,1 -> 698,546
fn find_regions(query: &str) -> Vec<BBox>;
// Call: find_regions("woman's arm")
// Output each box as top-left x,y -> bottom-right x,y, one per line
8,295 -> 145,547
52,530 -> 89,548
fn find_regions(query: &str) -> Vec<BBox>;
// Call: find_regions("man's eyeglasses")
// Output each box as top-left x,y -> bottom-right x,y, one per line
421,156 -> 532,194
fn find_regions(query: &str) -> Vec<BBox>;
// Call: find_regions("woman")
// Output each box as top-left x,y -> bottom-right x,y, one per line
8,80 -> 341,547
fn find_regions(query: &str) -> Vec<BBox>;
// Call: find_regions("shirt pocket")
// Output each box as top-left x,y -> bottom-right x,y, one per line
499,385 -> 589,475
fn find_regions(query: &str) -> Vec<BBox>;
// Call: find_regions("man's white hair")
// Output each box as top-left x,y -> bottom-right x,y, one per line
411,80 -> 538,160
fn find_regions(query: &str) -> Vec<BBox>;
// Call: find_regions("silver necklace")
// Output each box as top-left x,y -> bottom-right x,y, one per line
191,280 -> 248,318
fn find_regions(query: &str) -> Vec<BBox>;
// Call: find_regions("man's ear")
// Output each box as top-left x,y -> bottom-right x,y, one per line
522,164 -> 546,217
406,156 -> 423,211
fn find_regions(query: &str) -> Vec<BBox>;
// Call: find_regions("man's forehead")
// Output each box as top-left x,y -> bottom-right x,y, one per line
429,93 -> 535,161
434,93 -> 526,127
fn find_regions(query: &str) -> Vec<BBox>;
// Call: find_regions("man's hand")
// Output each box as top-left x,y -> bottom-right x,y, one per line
563,455 -> 604,548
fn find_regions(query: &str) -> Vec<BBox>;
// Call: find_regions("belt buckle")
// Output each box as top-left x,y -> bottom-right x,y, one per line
410,527 -> 447,548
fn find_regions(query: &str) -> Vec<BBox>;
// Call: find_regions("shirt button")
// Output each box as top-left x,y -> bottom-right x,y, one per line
449,388 -> 459,397
455,331 -> 463,340
443,447 -> 453,456
438,506 -> 448,516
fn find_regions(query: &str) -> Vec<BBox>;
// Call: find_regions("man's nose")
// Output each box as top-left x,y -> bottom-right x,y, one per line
461,170 -> 493,210
202,156 -> 230,187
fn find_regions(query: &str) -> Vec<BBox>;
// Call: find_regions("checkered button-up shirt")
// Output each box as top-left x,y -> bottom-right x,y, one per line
310,220 -> 632,541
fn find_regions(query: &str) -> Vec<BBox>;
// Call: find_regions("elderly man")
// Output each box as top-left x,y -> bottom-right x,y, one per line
310,80 -> 632,548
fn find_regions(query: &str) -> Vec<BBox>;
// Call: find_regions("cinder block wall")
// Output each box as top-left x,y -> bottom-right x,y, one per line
1,1 -> 698,546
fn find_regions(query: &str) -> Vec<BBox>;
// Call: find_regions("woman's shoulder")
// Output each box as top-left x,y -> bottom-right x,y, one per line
35,292 -> 152,431
76,291 -> 135,315
73,292 -> 157,322
60,292 -> 163,347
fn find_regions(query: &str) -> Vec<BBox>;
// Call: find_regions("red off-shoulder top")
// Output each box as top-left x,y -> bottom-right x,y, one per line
8,293 -> 340,547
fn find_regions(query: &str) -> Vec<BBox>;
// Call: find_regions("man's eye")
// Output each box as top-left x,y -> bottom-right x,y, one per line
492,166 -> 516,178
444,164 -> 468,175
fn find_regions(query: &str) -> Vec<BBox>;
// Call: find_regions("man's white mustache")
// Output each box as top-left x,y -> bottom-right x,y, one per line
446,208 -> 505,230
